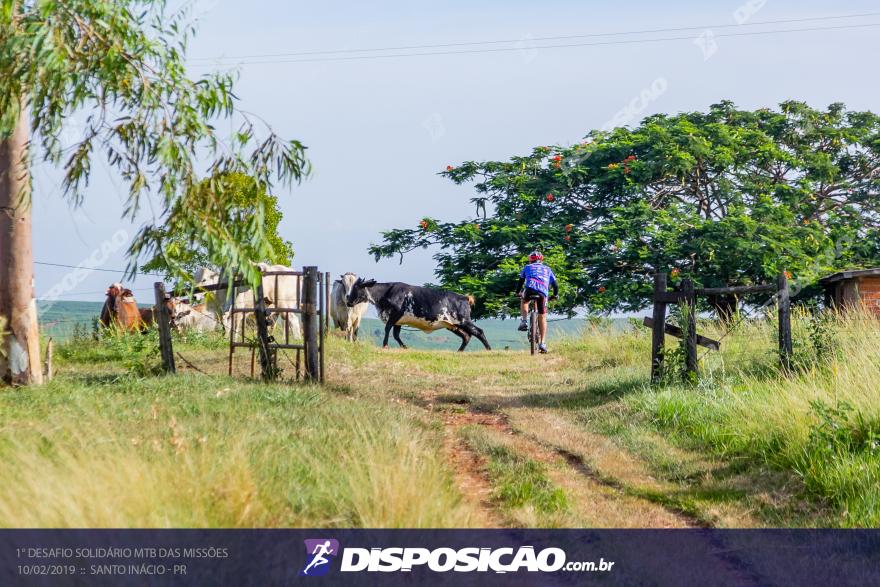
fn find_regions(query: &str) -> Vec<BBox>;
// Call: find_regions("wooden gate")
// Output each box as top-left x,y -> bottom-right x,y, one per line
154,266 -> 326,384
647,272 -> 793,382
228,266 -> 326,383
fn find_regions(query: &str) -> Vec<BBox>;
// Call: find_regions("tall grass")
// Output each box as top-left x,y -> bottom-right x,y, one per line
631,308 -> 880,526
0,366 -> 476,527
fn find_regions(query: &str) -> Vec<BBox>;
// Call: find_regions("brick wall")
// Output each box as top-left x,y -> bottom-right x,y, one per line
858,276 -> 880,318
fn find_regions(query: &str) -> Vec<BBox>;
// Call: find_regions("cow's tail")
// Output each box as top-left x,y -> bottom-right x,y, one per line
466,294 -> 475,307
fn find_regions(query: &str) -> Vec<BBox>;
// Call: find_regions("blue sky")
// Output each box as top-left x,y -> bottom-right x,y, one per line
32,0 -> 880,305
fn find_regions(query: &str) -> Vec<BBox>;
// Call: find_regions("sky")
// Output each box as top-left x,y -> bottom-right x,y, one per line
30,0 -> 880,307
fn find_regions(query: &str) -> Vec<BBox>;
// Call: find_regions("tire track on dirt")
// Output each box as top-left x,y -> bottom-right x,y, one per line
440,421 -> 506,528
436,402 -> 764,585
431,398 -> 695,528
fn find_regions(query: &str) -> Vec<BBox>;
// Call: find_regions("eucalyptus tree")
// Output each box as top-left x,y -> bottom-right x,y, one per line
0,1 -> 308,384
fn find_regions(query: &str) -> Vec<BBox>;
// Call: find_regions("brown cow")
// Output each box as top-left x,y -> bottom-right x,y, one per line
100,283 -> 159,332
99,283 -> 122,328
138,296 -> 175,328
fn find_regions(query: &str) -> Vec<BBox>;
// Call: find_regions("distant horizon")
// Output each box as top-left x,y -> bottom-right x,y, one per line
31,0 -> 880,309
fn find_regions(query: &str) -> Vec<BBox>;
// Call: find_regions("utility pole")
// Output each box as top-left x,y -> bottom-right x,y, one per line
0,103 -> 43,385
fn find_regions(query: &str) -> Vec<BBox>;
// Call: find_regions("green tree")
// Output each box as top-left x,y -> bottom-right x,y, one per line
141,172 -> 294,281
0,1 -> 308,384
371,101 -> 880,319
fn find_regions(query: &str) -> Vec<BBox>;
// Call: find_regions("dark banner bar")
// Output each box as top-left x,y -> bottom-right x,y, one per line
2,529 -> 878,586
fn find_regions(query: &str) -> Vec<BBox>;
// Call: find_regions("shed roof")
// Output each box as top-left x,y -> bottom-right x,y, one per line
819,268 -> 880,285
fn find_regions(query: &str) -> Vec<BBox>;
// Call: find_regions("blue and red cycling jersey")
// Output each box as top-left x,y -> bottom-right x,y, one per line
520,262 -> 557,297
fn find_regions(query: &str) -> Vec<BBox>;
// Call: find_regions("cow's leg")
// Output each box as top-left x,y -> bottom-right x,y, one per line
382,320 -> 394,348
450,326 -> 470,352
462,321 -> 491,350
392,325 -> 408,349
383,310 -> 406,349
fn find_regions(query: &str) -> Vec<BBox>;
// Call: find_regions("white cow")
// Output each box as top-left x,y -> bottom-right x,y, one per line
193,265 -> 302,339
255,262 -> 302,341
331,272 -> 368,341
193,267 -> 254,333
169,298 -> 219,333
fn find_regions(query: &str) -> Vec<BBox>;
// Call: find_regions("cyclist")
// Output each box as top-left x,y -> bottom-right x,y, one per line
515,251 -> 558,354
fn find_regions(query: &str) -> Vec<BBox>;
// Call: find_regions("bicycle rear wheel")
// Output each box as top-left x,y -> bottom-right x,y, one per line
529,310 -> 537,355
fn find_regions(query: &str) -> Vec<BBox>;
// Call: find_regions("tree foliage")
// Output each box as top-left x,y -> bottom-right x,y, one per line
371,101 -> 880,318
0,0 -> 308,285
140,172 -> 294,281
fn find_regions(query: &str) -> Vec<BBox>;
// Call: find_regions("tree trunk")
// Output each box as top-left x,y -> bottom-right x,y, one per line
0,103 -> 42,385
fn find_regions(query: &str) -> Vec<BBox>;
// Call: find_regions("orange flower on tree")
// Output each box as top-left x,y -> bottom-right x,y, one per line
419,219 -> 429,230
671,268 -> 681,277
446,165 -> 454,171
565,224 -> 573,232
598,286 -> 606,293
784,270 -> 793,280
546,193 -> 555,202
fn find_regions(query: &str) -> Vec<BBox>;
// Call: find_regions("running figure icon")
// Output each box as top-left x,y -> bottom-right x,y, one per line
302,540 -> 336,576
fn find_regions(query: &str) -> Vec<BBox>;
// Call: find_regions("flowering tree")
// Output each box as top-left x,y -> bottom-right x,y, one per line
371,101 -> 880,319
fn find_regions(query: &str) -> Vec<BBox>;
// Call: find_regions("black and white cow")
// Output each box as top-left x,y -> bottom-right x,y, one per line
345,279 -> 491,351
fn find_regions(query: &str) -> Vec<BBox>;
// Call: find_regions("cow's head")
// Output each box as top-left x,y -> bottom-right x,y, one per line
168,297 -> 191,328
193,267 -> 220,289
339,272 -> 358,294
103,283 -> 124,319
346,277 -> 376,307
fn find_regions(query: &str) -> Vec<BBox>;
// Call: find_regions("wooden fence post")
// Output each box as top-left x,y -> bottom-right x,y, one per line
44,338 -> 53,381
302,266 -> 320,382
319,271 -> 326,383
300,266 -> 321,383
153,282 -> 176,374
254,282 -> 276,380
324,271 -> 331,334
682,278 -> 698,381
651,272 -> 667,383
777,272 -> 793,370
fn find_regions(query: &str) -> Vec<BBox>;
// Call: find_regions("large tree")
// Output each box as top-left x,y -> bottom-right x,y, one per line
140,171 -> 295,282
371,101 -> 880,319
0,1 -> 308,384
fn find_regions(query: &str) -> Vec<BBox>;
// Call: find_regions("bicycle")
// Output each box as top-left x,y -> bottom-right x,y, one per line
522,294 -> 541,355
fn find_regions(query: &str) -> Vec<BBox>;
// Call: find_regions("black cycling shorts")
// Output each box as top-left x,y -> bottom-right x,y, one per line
523,287 -> 548,315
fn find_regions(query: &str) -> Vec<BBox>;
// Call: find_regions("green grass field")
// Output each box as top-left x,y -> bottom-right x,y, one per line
3,305 -> 878,528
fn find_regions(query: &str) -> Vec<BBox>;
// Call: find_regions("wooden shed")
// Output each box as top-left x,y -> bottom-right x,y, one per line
819,268 -> 880,317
